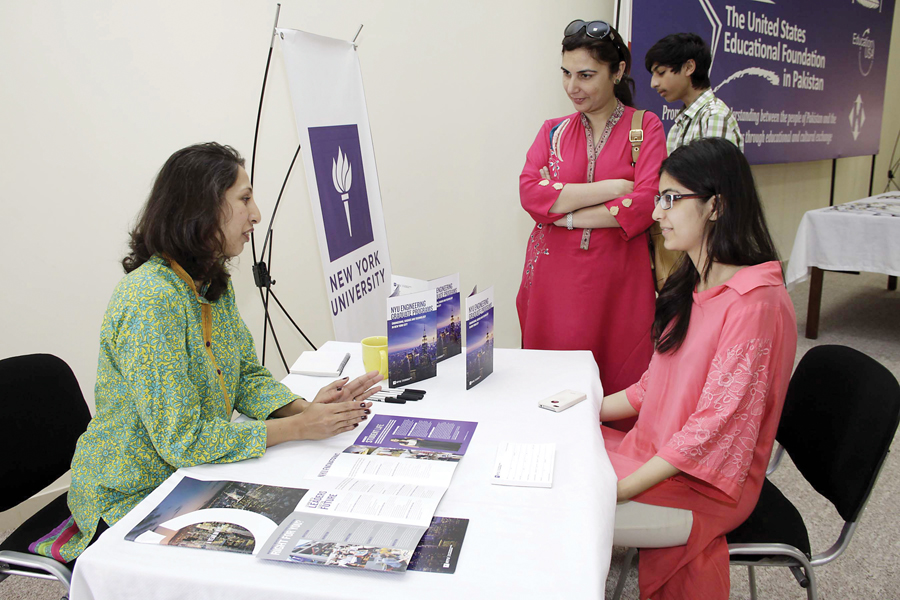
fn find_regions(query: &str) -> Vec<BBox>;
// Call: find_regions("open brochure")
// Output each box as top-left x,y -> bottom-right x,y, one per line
125,478 -> 307,555
127,415 -> 478,574
465,286 -> 494,389
258,415 -> 478,571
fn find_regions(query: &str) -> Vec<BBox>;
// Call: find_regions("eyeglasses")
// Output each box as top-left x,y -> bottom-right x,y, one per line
564,20 -> 613,40
653,193 -> 707,210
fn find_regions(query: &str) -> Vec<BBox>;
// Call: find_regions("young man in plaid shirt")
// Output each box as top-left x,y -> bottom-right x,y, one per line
645,33 -> 744,154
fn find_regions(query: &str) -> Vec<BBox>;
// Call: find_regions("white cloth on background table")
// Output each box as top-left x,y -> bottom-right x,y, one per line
786,192 -> 900,290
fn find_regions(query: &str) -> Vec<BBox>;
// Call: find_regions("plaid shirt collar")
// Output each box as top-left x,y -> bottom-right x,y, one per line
674,89 -> 715,125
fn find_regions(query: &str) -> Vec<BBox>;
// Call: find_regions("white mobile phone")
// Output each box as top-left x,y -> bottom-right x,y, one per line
538,390 -> 587,412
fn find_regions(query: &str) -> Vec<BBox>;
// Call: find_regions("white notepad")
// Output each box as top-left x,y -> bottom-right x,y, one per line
491,442 -> 556,488
289,350 -> 351,377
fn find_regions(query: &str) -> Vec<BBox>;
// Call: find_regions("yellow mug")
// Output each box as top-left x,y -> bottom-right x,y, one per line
361,336 -> 388,380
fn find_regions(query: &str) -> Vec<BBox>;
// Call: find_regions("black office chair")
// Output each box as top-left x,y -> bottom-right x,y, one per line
727,345 -> 900,599
612,345 -> 900,600
0,354 -> 92,598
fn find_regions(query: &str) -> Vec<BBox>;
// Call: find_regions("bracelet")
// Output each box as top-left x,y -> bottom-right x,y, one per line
566,212 -> 574,230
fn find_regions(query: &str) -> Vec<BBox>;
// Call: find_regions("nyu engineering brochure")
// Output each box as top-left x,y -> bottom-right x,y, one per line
390,274 -> 461,364
259,415 -> 477,571
129,415 -> 477,574
465,286 -> 494,389
387,285 -> 438,388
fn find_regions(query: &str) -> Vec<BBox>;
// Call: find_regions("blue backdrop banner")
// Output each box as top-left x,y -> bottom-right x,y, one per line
629,0 -> 895,164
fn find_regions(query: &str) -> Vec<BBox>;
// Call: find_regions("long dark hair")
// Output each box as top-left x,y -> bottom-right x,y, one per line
562,22 -> 635,107
652,138 -> 779,353
122,142 -> 245,301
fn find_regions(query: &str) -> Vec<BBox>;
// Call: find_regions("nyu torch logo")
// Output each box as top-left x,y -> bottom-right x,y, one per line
309,125 -> 375,261
332,147 -> 354,236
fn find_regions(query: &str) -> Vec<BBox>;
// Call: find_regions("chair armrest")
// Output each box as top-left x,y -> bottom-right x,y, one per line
766,444 -> 786,476
0,550 -> 72,588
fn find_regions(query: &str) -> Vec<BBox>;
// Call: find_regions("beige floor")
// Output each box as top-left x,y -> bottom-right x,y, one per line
3,271 -> 899,600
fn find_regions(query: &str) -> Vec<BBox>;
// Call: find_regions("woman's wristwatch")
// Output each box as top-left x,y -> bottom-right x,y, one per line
566,212 -> 574,230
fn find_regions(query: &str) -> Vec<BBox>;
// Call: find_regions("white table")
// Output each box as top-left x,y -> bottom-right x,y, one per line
71,342 -> 617,600
786,193 -> 900,338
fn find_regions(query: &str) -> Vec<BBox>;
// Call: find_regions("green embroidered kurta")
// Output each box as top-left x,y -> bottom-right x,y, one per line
62,255 -> 296,561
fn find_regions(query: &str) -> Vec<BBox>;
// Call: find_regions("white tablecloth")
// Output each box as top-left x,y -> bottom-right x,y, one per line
785,192 -> 900,289
71,342 -> 617,600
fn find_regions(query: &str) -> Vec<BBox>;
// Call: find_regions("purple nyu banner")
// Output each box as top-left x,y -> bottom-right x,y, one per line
308,125 -> 376,261
279,29 -> 392,341
630,0 -> 895,164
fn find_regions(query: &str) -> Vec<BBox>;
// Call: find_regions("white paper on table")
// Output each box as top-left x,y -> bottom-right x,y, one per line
491,443 -> 556,488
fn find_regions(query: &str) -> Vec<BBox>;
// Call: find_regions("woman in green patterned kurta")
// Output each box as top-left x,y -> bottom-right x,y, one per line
41,143 -> 380,562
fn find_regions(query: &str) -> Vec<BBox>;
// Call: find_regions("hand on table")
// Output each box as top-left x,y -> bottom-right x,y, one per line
298,370 -> 382,439
313,370 -> 383,404
266,371 -> 381,446
296,401 -> 372,440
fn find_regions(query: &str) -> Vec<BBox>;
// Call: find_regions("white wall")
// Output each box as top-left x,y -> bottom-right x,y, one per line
2,0 -> 898,414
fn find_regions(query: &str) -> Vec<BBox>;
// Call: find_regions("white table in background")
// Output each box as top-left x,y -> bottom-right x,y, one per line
786,193 -> 900,338
71,342 -> 617,600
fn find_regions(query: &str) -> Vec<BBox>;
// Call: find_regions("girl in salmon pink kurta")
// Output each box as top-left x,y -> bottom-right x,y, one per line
517,21 -> 666,397
600,138 -> 797,599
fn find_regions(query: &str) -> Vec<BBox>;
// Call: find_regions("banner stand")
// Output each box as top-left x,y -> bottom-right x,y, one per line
245,5 -> 373,369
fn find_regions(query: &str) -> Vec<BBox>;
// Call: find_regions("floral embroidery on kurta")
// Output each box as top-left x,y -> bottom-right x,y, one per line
516,107 -> 667,395
667,338 -> 772,490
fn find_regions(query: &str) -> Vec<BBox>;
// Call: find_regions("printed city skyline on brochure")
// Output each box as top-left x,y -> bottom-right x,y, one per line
466,286 -> 494,389
387,287 -> 438,387
407,516 -> 470,574
431,273 -> 462,362
391,273 -> 462,363
125,478 -> 308,555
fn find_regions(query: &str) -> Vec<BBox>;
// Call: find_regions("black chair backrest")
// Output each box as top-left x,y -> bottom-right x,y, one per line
777,345 -> 900,523
0,354 -> 92,510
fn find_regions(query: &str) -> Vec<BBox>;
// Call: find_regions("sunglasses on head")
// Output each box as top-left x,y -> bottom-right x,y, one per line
564,20 -> 613,41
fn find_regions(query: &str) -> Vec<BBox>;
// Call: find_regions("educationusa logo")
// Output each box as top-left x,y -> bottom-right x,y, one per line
852,29 -> 876,76
849,94 -> 866,141
308,125 -> 375,261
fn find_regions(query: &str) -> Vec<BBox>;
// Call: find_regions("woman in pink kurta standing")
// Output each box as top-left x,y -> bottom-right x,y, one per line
517,20 -> 666,400
601,138 -> 797,599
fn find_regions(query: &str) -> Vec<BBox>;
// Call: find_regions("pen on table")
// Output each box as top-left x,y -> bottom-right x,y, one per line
384,387 -> 426,396
382,388 -> 425,400
369,392 -> 405,404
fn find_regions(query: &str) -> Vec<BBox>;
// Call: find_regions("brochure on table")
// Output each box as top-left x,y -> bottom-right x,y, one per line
387,279 -> 438,388
258,414 -> 478,572
407,516 -> 469,574
125,478 -> 308,554
128,415 -> 477,573
465,286 -> 494,389
428,274 -> 462,362
391,273 -> 461,363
